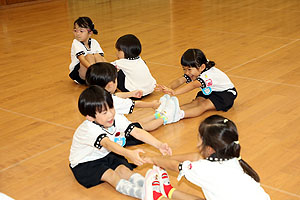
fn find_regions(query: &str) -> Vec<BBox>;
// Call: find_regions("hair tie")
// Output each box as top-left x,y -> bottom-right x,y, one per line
237,156 -> 242,160
233,140 -> 239,144
223,119 -> 228,123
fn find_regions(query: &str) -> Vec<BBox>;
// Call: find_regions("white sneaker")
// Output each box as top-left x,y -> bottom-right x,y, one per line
171,96 -> 182,123
152,166 -> 174,198
156,94 -> 170,113
161,98 -> 176,124
142,169 -> 158,200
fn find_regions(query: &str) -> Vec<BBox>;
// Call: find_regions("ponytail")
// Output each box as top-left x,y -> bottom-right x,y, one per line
206,60 -> 215,70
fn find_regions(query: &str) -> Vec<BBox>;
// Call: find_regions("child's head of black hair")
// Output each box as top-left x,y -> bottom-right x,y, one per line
74,16 -> 98,35
78,85 -> 113,118
86,62 -> 117,88
115,34 -> 141,59
181,48 -> 215,70
198,115 -> 239,159
198,115 -> 260,182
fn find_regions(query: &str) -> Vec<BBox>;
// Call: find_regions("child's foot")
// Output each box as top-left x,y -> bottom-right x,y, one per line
161,98 -> 176,124
156,94 -> 170,113
171,96 -> 181,123
153,166 -> 176,198
143,169 -> 163,200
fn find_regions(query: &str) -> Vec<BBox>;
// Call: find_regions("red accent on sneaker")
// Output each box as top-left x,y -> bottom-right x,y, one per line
152,180 -> 163,200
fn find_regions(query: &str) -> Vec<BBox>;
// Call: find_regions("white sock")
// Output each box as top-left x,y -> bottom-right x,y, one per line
180,110 -> 185,119
116,179 -> 143,199
129,173 -> 145,188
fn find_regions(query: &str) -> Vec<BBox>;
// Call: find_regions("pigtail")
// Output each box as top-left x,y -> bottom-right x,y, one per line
239,159 -> 260,182
90,23 -> 98,35
206,60 -> 215,70
200,115 -> 261,183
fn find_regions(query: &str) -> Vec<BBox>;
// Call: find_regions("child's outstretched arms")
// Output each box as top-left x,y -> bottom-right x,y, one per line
156,80 -> 201,96
101,137 -> 145,166
115,90 -> 143,99
130,127 -> 172,156
169,76 -> 186,90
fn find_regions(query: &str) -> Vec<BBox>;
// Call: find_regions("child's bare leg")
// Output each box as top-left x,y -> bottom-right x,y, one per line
94,53 -> 107,62
171,190 -> 204,200
139,115 -> 164,131
101,168 -> 122,188
78,64 -> 88,80
183,99 -> 215,118
180,97 -> 206,111
85,54 -> 96,64
102,167 -> 143,198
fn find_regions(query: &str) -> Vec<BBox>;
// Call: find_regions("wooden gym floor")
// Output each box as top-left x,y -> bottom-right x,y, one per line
0,0 -> 299,199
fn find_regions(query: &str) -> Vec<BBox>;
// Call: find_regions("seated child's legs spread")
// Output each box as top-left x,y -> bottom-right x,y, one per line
69,63 -> 86,84
70,152 -> 144,198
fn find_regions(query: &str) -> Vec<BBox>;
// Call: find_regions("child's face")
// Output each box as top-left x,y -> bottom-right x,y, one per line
182,66 -> 202,81
93,106 -> 116,128
73,23 -> 92,43
116,50 -> 125,59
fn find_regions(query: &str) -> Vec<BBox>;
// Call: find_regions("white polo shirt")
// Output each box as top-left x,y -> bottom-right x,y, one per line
69,38 -> 104,71
179,158 -> 270,200
69,113 -> 133,168
111,57 -> 156,95
112,95 -> 135,115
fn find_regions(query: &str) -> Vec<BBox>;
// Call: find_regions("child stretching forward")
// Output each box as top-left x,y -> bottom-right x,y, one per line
69,86 -> 172,199
86,62 -> 176,132
111,34 -> 156,98
69,17 -> 106,84
143,115 -> 270,200
156,48 -> 237,123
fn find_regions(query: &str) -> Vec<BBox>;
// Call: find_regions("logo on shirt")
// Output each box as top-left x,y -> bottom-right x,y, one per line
114,132 -> 126,147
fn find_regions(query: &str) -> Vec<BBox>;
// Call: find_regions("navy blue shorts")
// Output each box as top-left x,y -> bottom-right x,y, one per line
196,88 -> 237,111
69,63 -> 86,85
70,152 -> 134,188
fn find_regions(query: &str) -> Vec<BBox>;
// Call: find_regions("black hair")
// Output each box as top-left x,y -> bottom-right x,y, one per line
86,62 -> 117,87
115,34 -> 141,59
199,115 -> 260,182
181,48 -> 215,70
74,16 -> 98,35
78,85 -> 113,118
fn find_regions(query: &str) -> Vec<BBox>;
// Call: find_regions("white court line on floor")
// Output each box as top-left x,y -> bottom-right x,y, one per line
261,184 -> 300,198
225,39 -> 300,73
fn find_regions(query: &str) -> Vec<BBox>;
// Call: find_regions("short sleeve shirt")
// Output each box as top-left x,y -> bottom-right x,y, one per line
112,95 -> 135,115
69,113 -> 134,168
179,159 -> 270,200
69,38 -> 104,71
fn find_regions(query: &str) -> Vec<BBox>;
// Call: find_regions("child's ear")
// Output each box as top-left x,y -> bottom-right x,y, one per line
200,63 -> 206,72
86,115 -> 95,121
105,81 -> 114,92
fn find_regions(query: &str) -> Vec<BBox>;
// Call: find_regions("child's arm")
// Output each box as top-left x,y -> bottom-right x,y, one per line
130,128 -> 172,156
115,90 -> 143,99
101,137 -> 145,166
144,152 -> 202,172
157,81 -> 201,96
169,76 -> 186,90
77,55 -> 92,68
135,100 -> 160,109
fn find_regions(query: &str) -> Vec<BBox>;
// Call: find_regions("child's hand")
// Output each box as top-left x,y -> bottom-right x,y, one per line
131,90 -> 143,98
156,84 -> 175,95
127,149 -> 145,166
142,156 -> 154,164
151,100 -> 161,109
158,143 -> 172,156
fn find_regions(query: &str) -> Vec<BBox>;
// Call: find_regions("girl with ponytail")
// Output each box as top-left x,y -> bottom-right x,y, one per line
143,115 -> 270,200
69,16 -> 106,84
155,49 -> 237,124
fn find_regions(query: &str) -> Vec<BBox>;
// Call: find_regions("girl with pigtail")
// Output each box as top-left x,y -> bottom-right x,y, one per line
69,16 -> 106,84
143,115 -> 270,200
155,49 -> 238,125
